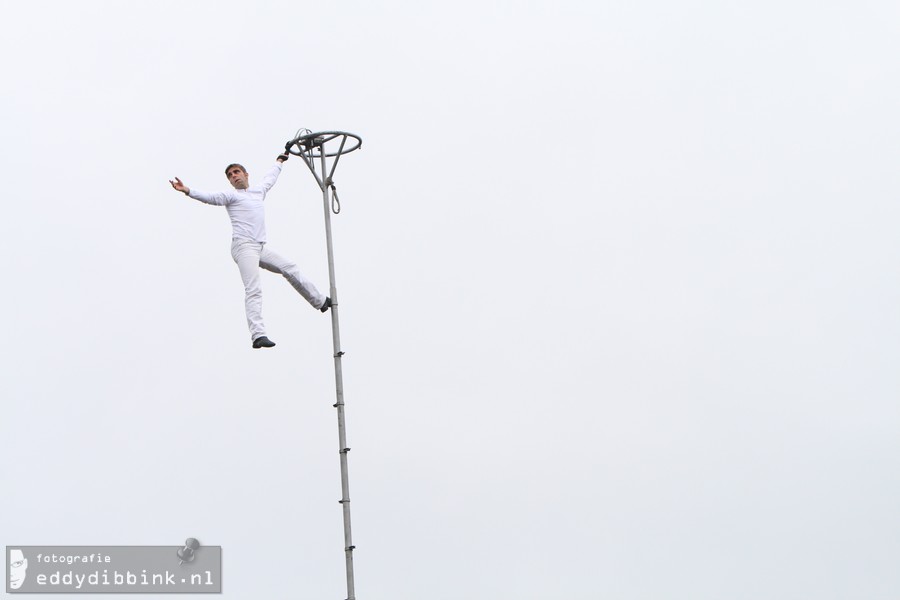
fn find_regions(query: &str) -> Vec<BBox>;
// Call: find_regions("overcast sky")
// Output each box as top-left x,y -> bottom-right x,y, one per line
2,1 -> 899,599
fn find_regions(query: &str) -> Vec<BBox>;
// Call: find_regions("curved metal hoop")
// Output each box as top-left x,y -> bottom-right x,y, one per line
285,131 -> 363,159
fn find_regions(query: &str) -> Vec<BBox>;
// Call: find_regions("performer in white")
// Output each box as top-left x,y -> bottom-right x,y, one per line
170,152 -> 330,348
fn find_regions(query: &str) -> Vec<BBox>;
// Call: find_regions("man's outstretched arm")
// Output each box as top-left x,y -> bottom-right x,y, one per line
169,176 -> 231,205
260,153 -> 289,193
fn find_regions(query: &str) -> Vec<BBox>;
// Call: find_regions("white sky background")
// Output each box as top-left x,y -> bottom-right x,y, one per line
2,1 -> 899,598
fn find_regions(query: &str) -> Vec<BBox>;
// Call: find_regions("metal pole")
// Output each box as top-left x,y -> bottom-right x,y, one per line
320,148 -> 356,600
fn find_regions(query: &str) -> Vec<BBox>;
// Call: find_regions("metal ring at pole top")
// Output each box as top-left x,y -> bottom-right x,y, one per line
285,131 -> 363,159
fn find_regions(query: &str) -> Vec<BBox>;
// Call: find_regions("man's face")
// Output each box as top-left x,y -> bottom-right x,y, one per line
9,549 -> 27,590
226,166 -> 249,190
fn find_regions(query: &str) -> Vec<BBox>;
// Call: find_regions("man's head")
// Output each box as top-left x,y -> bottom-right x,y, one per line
225,164 -> 249,190
9,549 -> 27,590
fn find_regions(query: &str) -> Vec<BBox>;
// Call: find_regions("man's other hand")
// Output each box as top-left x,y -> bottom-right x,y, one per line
169,177 -> 190,194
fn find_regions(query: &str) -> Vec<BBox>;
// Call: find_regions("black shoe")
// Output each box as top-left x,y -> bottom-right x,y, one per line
320,297 -> 332,313
252,336 -> 276,349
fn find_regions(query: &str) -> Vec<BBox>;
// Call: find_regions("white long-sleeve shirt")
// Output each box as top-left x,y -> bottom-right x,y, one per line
188,163 -> 283,243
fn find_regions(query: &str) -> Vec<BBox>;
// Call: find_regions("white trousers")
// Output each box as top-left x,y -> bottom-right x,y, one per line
230,238 -> 327,341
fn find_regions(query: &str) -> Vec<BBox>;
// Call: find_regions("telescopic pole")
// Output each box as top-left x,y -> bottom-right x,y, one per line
286,131 -> 361,600
319,149 -> 356,600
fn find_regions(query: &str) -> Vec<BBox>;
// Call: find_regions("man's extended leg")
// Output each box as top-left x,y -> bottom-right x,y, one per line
259,245 -> 328,310
231,238 -> 268,343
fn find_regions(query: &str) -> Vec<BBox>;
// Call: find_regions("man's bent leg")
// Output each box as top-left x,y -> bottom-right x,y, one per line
259,245 -> 328,309
231,239 -> 267,341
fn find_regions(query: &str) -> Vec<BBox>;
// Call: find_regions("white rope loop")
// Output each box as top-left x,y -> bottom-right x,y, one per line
330,182 -> 341,214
